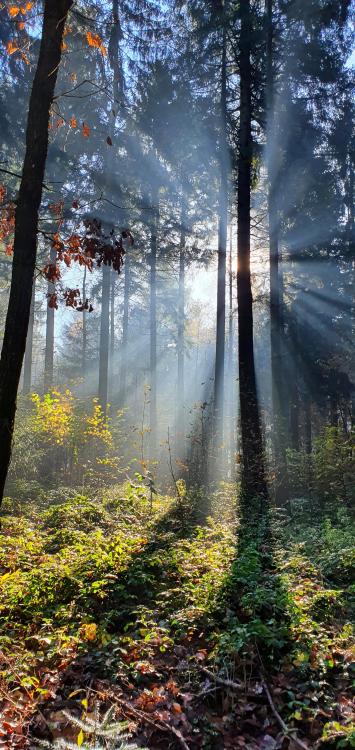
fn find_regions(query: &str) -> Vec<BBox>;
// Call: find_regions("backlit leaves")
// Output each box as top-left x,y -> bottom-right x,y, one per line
82,122 -> 90,138
85,31 -> 106,56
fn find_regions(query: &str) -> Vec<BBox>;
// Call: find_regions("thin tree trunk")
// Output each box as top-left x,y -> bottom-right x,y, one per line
228,225 -> 235,471
110,269 -> 115,386
44,245 -> 56,391
0,0 -> 73,503
304,397 -> 312,454
98,262 -> 111,411
149,197 -> 158,457
23,278 -> 36,395
109,0 -> 124,110
237,0 -> 267,508
121,246 -> 130,401
177,198 -> 186,445
82,266 -> 87,377
214,13 -> 228,444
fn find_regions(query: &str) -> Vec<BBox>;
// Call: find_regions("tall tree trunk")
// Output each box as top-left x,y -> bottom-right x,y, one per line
214,13 -> 228,444
82,266 -> 87,377
149,198 -> 158,458
121,247 -> 130,402
110,269 -> 115,387
98,263 -> 111,411
228,225 -> 235,471
237,0 -> 267,508
44,245 -> 56,391
304,397 -> 312,454
266,0 -> 288,501
177,198 -> 186,446
0,0 -> 73,503
23,278 -> 36,395
109,0 -> 124,110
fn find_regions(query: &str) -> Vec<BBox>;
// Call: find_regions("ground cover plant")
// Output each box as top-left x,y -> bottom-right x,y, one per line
0,471 -> 353,749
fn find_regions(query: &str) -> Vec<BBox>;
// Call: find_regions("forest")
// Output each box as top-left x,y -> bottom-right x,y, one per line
0,0 -> 354,748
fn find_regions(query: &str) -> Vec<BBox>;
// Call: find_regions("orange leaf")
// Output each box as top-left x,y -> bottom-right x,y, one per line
82,122 -> 90,138
9,6 -> 20,17
25,1 -> 33,9
18,20 -> 25,29
86,30 -> 106,56
69,116 -> 77,129
172,702 -> 182,714
7,40 -> 18,54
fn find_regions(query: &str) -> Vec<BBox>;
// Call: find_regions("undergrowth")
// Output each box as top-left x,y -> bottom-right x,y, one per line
0,481 -> 353,749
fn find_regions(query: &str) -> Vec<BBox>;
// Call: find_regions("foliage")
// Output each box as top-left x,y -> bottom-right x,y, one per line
0,481 -> 353,748
7,392 -> 126,493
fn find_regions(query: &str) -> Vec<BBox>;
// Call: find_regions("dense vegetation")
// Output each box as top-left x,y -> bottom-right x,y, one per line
0,0 -> 354,747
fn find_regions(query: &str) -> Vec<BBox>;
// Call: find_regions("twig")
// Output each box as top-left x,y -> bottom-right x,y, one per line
261,678 -> 309,750
170,726 -> 191,750
109,693 -> 191,750
201,667 -> 244,691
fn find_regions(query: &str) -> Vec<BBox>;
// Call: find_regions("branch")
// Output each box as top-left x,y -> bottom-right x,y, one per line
261,678 -> 309,750
0,167 -> 50,190
201,667 -> 244,691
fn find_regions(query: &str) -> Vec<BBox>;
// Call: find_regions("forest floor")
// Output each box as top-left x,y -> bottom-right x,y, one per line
0,482 -> 354,750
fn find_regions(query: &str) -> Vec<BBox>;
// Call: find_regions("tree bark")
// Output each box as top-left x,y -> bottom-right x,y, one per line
22,278 -> 36,395
149,199 -> 158,457
177,198 -> 186,446
0,0 -> 73,503
82,266 -> 87,377
120,246 -> 130,401
110,269 -> 115,385
214,12 -> 228,444
109,0 -> 124,109
237,0 -> 268,507
98,262 -> 111,411
228,225 -> 235,472
266,0 -> 288,502
44,245 -> 56,391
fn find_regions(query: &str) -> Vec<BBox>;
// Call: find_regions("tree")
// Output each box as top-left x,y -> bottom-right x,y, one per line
0,0 -> 73,503
237,0 -> 267,507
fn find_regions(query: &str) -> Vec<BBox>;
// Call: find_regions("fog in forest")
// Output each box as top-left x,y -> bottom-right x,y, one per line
0,0 -> 354,746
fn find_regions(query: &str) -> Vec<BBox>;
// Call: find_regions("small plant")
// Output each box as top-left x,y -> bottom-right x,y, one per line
35,703 -> 146,749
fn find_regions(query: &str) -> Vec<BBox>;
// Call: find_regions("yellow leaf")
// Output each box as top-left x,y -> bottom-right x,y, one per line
81,698 -> 88,709
77,729 -> 84,747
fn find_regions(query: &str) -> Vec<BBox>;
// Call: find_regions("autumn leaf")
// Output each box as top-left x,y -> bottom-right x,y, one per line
106,136 -> 113,146
82,122 -> 90,138
7,40 -> 18,54
77,729 -> 84,747
86,30 -> 107,56
69,116 -> 77,129
9,6 -> 20,17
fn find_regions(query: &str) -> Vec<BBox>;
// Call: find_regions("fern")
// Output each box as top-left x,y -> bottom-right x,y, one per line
33,702 -> 146,750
